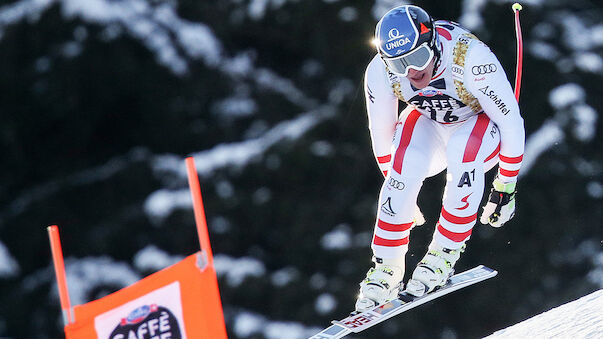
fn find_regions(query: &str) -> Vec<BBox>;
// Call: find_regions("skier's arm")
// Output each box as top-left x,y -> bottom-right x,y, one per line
465,42 -> 525,183
465,43 -> 525,227
364,55 -> 399,177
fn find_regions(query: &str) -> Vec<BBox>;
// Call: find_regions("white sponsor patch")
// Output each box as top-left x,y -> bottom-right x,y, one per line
94,281 -> 187,339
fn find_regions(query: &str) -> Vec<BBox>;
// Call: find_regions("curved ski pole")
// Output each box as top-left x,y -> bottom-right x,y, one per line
512,3 -> 523,102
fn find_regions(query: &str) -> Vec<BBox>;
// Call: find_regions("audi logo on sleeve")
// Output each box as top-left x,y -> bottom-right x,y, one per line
471,63 -> 497,75
387,177 -> 405,190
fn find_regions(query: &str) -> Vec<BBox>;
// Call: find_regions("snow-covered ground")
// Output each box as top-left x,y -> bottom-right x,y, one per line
236,288 -> 603,339
486,289 -> 603,338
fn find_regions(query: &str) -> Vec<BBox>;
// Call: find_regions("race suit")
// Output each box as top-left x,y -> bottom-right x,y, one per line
364,21 -> 525,259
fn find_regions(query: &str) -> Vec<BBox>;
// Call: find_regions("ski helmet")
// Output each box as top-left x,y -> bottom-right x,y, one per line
374,5 -> 440,76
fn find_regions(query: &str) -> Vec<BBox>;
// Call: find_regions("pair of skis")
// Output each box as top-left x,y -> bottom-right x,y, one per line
309,265 -> 497,339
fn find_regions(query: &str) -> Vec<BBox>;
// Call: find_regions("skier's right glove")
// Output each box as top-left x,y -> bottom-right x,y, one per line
480,177 -> 516,227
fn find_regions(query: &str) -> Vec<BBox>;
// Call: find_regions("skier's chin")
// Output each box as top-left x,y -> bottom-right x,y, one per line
408,72 -> 430,89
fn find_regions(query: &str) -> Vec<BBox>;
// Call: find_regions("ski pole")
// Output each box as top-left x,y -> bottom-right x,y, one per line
512,3 -> 523,101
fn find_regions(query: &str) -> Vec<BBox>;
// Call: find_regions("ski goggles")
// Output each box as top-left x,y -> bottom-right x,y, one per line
382,42 -> 434,76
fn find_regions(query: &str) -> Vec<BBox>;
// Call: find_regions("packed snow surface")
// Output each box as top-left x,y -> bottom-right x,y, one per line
486,289 -> 603,338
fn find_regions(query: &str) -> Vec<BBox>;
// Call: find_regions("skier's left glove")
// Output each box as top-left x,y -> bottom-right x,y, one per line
480,177 -> 516,227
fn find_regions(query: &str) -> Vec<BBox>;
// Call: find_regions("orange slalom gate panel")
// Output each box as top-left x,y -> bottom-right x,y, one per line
64,252 -> 227,339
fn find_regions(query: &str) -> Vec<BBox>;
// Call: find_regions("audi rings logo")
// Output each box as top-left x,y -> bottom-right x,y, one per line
451,65 -> 464,75
388,178 -> 405,190
472,63 -> 497,75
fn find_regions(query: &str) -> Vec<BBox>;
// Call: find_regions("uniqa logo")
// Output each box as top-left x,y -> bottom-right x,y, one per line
385,28 -> 411,50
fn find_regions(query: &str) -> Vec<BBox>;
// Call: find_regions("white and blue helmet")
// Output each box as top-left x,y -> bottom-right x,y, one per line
375,5 -> 440,76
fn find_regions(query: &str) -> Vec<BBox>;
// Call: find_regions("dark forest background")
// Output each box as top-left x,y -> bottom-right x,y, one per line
0,0 -> 601,338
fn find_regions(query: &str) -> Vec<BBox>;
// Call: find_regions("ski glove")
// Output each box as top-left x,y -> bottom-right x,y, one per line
480,177 -> 516,227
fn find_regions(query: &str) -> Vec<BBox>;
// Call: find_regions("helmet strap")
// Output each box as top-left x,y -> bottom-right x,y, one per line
431,41 -> 442,77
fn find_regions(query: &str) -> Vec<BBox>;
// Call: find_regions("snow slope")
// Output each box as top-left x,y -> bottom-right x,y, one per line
486,289 -> 603,338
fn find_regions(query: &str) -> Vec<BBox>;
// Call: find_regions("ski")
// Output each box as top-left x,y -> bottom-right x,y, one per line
309,265 -> 497,339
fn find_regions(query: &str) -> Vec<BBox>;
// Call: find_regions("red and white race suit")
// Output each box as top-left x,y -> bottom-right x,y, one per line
364,21 -> 525,259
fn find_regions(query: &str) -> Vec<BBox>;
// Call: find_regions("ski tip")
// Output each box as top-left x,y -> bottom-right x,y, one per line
475,265 -> 498,274
481,266 -> 498,279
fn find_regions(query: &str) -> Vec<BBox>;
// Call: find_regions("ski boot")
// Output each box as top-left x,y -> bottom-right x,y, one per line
355,257 -> 404,312
405,242 -> 465,297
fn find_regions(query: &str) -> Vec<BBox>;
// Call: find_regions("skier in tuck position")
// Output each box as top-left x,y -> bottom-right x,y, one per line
356,4 -> 525,311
